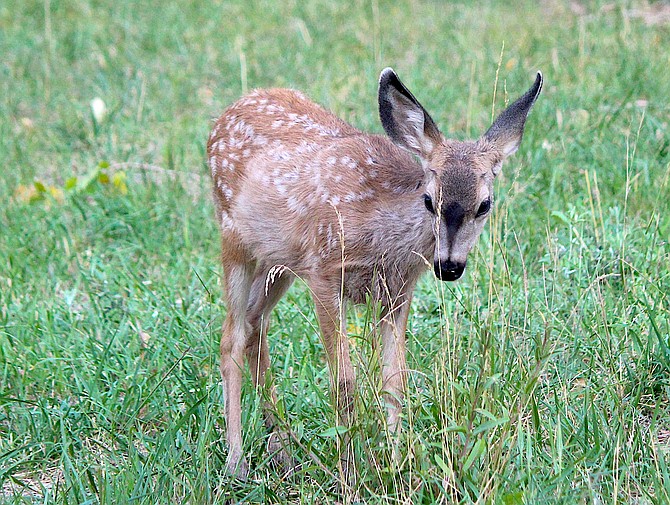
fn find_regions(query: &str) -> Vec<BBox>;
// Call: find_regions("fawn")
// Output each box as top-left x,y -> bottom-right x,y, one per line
207,68 -> 542,479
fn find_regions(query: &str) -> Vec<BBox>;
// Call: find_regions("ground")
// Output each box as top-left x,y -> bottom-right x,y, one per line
1,0 -> 669,503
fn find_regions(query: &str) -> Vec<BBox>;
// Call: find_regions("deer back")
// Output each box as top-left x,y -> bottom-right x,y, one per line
207,88 -> 435,300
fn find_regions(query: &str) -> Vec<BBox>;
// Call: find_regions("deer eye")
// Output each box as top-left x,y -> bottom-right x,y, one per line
423,194 -> 435,214
476,198 -> 492,217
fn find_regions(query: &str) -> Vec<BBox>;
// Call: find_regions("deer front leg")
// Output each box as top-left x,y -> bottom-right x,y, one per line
310,287 -> 356,485
220,260 -> 254,480
380,294 -> 412,453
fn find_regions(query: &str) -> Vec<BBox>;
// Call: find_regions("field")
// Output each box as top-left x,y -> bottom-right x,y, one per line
1,0 -> 670,503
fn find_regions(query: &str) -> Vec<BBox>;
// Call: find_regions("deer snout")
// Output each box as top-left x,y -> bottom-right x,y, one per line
433,259 -> 466,282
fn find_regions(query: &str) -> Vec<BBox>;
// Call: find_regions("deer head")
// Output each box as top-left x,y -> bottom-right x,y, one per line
378,68 -> 543,281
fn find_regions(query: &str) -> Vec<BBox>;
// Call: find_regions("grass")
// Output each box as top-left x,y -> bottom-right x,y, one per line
1,0 -> 669,502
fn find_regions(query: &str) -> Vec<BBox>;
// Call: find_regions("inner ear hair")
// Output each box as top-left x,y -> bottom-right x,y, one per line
484,71 -> 543,158
378,68 -> 442,157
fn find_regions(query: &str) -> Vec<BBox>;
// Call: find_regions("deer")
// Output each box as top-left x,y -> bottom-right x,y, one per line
207,67 -> 542,481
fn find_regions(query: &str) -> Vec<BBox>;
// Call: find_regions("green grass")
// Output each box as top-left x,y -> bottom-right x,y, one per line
1,0 -> 670,502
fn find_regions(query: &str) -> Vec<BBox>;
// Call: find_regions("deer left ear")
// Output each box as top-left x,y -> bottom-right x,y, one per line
484,71 -> 543,158
378,68 -> 443,160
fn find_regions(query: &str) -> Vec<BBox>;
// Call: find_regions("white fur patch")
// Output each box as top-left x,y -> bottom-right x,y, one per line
477,184 -> 490,202
217,180 -> 234,200
253,135 -> 268,146
405,109 -> 424,129
209,157 -> 218,177
343,189 -> 375,203
220,211 -> 235,231
403,134 -> 422,152
340,156 -> 357,169
287,195 -> 307,215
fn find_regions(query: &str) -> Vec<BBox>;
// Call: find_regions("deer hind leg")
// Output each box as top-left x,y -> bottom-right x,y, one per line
220,257 -> 255,480
310,286 -> 357,486
244,265 -> 294,468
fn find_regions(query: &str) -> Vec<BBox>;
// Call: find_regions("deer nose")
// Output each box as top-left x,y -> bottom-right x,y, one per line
433,259 -> 466,282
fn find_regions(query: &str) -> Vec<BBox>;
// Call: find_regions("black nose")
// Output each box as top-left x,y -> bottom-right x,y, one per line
434,259 -> 466,281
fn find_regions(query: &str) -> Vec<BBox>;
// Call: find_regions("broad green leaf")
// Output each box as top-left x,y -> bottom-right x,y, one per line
462,438 -> 486,472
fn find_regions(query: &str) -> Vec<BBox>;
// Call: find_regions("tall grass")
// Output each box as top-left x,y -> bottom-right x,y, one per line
1,0 -> 669,503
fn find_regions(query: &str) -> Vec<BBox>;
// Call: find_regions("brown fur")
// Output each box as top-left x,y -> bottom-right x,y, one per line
207,69 -> 542,482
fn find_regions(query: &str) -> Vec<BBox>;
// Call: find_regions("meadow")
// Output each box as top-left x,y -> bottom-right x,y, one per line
1,0 -> 669,503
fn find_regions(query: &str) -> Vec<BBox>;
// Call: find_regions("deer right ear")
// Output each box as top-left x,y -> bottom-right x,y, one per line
378,68 -> 442,160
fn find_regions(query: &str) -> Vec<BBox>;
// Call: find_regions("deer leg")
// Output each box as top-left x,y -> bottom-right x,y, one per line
311,287 -> 357,486
220,259 -> 255,480
379,293 -> 412,461
244,266 -> 294,468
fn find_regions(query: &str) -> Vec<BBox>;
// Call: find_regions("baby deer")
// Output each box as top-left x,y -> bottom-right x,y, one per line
207,68 -> 542,479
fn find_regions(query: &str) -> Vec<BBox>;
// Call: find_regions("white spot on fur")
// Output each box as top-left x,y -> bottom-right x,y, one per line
228,136 -> 244,150
319,223 -> 335,257
295,141 -> 318,155
343,189 -> 375,203
267,104 -> 285,114
340,156 -> 357,169
270,148 -> 290,162
209,157 -> 218,177
217,180 -> 234,200
253,135 -> 268,146
220,211 -> 235,231
282,171 -> 300,183
287,195 -> 307,215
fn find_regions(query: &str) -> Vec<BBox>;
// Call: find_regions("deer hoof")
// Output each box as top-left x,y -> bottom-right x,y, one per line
225,450 -> 249,481
267,431 -> 294,472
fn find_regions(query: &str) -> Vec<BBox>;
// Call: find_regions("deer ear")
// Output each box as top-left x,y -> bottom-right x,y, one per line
484,71 -> 543,158
378,68 -> 442,159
